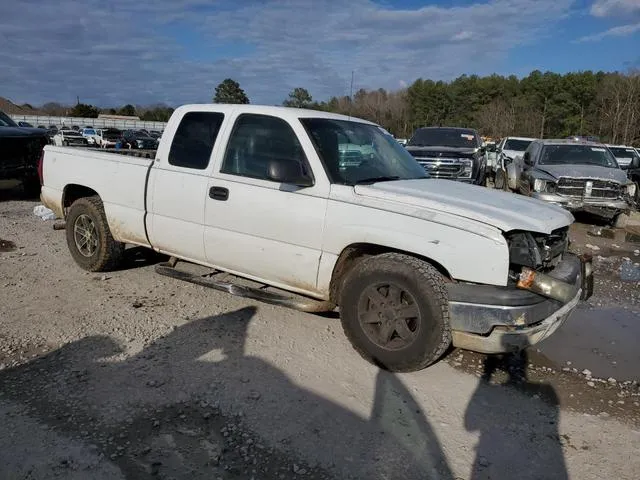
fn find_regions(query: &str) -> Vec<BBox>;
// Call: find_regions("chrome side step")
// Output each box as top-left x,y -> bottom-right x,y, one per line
155,259 -> 335,313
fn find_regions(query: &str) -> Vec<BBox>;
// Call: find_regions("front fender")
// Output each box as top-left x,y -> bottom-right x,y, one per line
317,201 -> 510,294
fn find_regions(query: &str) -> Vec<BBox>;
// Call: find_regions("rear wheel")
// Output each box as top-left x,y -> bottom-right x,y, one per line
339,253 -> 451,372
65,196 -> 124,271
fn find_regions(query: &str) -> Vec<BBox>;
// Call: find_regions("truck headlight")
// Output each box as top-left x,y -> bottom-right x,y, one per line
628,183 -> 637,197
460,158 -> 473,178
533,179 -> 556,193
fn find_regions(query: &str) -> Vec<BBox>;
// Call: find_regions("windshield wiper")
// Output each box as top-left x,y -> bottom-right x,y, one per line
354,176 -> 401,185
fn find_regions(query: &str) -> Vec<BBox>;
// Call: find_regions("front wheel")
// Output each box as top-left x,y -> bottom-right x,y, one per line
339,253 -> 452,372
494,168 -> 508,191
65,196 -> 124,271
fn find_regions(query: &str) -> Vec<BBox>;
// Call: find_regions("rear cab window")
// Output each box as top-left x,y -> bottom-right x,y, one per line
168,112 -> 225,170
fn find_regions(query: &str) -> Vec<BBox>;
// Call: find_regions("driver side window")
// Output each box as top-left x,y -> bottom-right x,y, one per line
221,114 -> 309,181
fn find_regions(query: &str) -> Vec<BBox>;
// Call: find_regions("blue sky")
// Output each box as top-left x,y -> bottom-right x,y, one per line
0,0 -> 638,107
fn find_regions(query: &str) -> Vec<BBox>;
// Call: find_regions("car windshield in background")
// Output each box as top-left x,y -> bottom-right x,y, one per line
0,111 -> 18,127
300,118 -> 427,185
408,128 -> 479,148
84,129 -> 96,135
503,139 -> 532,151
539,145 -> 618,168
609,147 -> 639,161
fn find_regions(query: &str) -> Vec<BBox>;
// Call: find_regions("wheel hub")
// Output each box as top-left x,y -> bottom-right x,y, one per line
358,284 -> 420,351
73,214 -> 99,257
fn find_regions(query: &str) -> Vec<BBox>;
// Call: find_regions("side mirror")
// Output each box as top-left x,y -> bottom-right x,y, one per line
267,158 -> 314,187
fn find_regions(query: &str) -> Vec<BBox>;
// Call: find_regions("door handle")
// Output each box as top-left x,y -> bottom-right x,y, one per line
209,186 -> 229,201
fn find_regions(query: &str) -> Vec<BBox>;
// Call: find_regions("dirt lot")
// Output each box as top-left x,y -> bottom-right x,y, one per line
1,183 -> 639,480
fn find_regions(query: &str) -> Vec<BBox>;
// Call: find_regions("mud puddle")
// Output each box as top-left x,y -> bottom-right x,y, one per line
536,305 -> 640,381
0,239 -> 17,253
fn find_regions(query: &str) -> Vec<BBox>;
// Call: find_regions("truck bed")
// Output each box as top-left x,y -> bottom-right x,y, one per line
40,145 -> 154,247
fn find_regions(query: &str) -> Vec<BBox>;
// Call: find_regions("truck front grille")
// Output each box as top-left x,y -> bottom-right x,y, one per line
556,178 -> 621,199
414,157 -> 467,179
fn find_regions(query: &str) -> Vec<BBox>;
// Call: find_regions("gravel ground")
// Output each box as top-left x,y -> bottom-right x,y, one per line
1,185 -> 639,480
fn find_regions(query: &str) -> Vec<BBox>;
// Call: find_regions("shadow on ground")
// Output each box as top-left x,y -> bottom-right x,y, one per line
0,307 -> 455,479
464,346 -> 568,480
0,181 -> 39,202
0,307 -> 569,479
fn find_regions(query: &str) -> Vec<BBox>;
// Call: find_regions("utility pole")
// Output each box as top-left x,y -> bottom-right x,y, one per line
348,70 -> 354,119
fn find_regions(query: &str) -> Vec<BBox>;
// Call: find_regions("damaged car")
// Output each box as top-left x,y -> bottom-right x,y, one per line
509,139 -> 635,226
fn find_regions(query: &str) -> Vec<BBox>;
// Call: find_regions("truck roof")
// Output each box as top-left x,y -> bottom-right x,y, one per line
176,104 -> 377,125
538,138 -> 604,147
504,136 -> 536,141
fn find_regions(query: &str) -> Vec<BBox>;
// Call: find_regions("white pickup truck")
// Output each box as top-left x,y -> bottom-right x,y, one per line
39,104 -> 593,371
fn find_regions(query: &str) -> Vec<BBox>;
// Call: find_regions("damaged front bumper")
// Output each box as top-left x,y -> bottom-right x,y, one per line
530,192 -> 630,218
448,253 -> 592,354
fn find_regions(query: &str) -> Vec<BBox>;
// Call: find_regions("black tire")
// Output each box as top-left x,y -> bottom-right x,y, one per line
339,253 -> 452,372
65,196 -> 124,272
611,213 -> 629,229
494,169 -> 508,191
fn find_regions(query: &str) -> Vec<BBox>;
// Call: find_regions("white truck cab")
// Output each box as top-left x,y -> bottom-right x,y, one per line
39,104 -> 593,371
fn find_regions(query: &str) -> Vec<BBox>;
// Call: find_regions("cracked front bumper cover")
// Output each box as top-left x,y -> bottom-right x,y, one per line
448,253 -> 592,354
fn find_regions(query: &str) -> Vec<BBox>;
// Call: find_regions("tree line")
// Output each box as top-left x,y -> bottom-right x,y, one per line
211,71 -> 640,145
25,70 -> 640,144
36,102 -> 175,122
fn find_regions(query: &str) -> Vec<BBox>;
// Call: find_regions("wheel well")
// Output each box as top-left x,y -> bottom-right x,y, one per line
328,243 -> 452,304
63,184 -> 99,211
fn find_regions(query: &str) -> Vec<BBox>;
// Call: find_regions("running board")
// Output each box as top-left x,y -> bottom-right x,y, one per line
155,260 -> 335,313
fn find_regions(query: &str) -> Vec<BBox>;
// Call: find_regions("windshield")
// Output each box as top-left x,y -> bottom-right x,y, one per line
300,118 -> 427,185
608,147 -> 639,161
539,145 -> 619,168
408,128 -> 479,148
0,111 -> 18,127
503,139 -> 532,151
84,129 -> 96,135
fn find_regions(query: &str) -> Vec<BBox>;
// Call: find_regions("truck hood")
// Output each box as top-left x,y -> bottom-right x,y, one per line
535,164 -> 628,183
502,149 -> 525,159
353,179 -> 573,234
0,126 -> 49,139
405,145 -> 477,158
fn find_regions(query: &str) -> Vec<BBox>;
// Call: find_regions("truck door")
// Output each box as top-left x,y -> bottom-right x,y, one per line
147,111 -> 226,263
204,113 -> 329,295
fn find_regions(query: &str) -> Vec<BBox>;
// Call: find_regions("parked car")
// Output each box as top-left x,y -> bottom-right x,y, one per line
99,128 -> 122,148
0,110 -> 49,195
122,130 -> 158,149
53,129 -> 88,147
37,125 -> 47,129
492,136 -> 536,190
606,144 -> 639,170
81,127 -> 101,145
39,104 -> 592,371
404,127 -> 487,184
149,130 -> 163,139
508,139 -> 635,226
17,121 -> 33,128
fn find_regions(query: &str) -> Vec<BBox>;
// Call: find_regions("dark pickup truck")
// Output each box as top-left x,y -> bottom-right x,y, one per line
0,111 -> 49,195
404,127 -> 487,185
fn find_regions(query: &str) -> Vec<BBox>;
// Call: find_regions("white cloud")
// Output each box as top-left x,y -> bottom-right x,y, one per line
590,0 -> 640,17
0,0 -> 575,106
452,31 -> 473,41
576,21 -> 640,42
